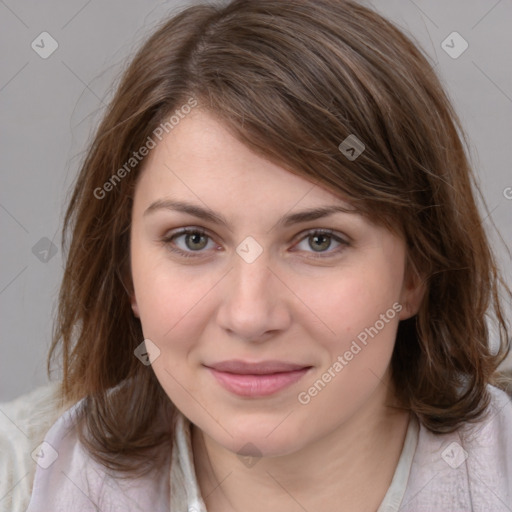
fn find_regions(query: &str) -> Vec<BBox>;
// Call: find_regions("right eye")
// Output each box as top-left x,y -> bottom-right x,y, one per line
161,227 -> 219,258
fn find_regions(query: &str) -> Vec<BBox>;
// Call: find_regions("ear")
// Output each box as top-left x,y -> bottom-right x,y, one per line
398,256 -> 426,321
131,294 -> 140,318
118,255 -> 140,318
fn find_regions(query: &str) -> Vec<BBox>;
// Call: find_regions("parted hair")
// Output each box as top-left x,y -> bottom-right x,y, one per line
49,0 -> 512,475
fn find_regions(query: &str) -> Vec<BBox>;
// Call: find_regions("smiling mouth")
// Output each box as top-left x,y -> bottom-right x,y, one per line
204,360 -> 313,397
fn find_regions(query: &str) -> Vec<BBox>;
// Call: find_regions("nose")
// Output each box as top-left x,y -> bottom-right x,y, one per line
215,250 -> 292,343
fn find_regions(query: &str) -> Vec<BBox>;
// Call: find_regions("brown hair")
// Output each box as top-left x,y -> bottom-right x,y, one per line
49,0 -> 512,475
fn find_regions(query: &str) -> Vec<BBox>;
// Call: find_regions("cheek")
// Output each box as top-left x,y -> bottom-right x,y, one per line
133,266 -> 207,405
296,273 -> 402,418
134,272 -> 207,343
131,241 -> 204,336
293,263 -> 403,344
130,254 -> 220,384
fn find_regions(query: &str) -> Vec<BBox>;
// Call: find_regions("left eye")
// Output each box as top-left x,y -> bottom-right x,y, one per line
292,229 -> 347,257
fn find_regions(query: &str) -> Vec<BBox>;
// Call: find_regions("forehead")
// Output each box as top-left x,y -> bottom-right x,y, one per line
134,109 -> 354,213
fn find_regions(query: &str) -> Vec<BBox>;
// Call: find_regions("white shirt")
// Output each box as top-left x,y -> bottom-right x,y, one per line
1,382 -> 511,511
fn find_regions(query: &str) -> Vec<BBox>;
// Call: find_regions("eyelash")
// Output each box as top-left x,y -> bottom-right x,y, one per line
160,227 -> 349,260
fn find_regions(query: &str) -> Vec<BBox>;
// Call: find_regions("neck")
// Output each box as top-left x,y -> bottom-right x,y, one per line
191,380 -> 410,512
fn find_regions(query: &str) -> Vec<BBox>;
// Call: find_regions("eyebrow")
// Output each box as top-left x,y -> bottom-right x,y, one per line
143,198 -> 358,228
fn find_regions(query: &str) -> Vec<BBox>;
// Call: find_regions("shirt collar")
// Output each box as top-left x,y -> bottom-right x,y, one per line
170,411 -> 208,512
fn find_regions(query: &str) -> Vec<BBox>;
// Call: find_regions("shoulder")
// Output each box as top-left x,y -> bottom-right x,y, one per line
401,384 -> 512,512
0,382 -> 64,512
24,390 -> 171,512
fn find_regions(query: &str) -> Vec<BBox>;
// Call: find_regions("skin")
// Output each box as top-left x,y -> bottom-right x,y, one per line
130,109 -> 425,512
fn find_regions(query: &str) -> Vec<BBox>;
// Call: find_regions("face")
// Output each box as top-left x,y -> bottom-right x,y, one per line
130,109 -> 423,458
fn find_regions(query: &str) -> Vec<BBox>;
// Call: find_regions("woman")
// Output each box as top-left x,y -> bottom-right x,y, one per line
1,1 -> 511,510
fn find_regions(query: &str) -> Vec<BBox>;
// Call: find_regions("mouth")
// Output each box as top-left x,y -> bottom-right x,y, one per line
204,360 -> 313,397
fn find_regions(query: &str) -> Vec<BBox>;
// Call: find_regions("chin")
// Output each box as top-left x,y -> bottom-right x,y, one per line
205,417 -> 308,459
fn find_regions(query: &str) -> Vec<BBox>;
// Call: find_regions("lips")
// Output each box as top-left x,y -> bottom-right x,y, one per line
204,360 -> 312,397
207,359 -> 309,374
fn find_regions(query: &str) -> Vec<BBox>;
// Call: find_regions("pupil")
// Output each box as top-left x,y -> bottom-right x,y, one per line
187,232 -> 206,250
311,234 -> 330,251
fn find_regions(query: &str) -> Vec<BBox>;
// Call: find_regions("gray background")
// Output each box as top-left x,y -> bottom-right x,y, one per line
1,0 -> 511,401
